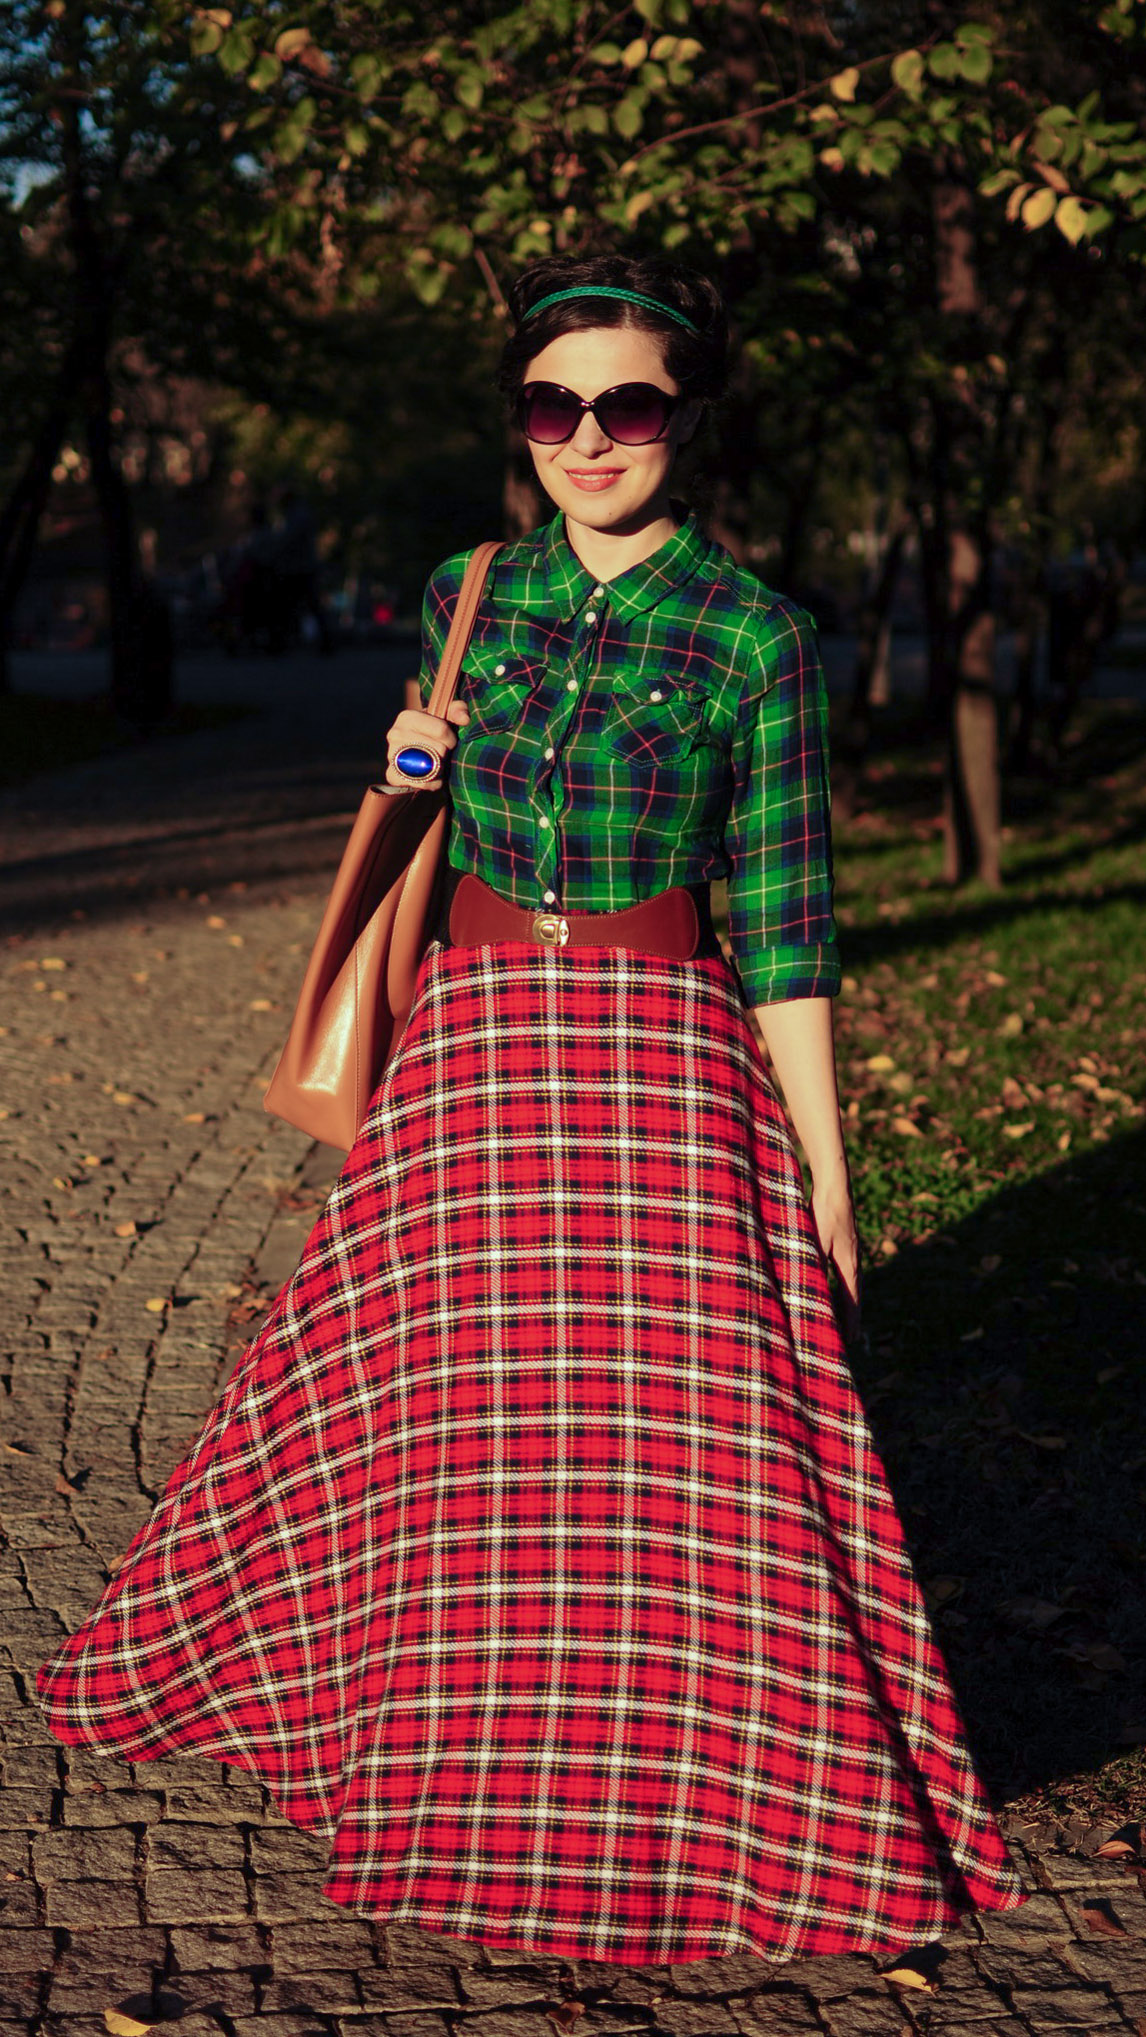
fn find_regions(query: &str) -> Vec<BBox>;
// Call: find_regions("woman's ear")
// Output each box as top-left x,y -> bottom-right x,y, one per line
675,397 -> 705,448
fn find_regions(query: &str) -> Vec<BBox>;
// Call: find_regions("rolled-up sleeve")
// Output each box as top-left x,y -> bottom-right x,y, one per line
723,597 -> 841,1005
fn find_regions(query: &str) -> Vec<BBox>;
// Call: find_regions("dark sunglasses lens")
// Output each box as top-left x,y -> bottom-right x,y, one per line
520,385 -> 581,442
596,385 -> 674,443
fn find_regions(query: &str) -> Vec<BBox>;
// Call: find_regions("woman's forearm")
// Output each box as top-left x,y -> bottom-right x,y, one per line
749,996 -> 848,1183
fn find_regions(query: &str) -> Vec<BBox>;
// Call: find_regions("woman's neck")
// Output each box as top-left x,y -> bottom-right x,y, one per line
562,501 -> 682,584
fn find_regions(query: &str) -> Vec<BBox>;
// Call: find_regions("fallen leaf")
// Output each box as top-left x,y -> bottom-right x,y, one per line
947,1046 -> 971,1066
984,969 -> 1008,986
54,1473 -> 81,1497
960,1325 -> 984,1342
1057,1130 -> 1072,1151
183,1112 -> 206,1124
997,1595 -> 1067,1631
82,1154 -> 101,1167
1081,1902 -> 1127,1937
114,1220 -> 137,1238
227,934 -> 244,947
1095,1839 -> 1138,1858
104,2012 -> 154,2036
1003,1121 -> 1034,1139
924,1575 -> 964,1608
1001,1076 -> 1027,1108
143,1298 -> 167,1314
999,1013 -> 1024,1037
206,915 -> 226,929
249,998 -> 273,1011
880,1964 -> 935,1992
866,1053 -> 896,1072
40,957 -> 67,972
892,1116 -> 923,1138
112,1090 -> 134,1106
1017,1431 -> 1067,1451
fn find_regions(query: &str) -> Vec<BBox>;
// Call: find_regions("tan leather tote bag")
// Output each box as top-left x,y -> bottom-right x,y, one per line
262,540 -> 502,1150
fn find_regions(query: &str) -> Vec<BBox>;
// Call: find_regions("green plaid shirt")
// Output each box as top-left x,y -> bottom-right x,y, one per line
417,506 -> 839,1005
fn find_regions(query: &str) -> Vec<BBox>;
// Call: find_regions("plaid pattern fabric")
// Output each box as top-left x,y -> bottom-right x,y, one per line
36,940 -> 1026,1963
417,510 -> 839,1005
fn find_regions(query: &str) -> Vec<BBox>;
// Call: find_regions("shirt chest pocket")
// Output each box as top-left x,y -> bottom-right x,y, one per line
602,677 -> 706,769
460,653 -> 538,735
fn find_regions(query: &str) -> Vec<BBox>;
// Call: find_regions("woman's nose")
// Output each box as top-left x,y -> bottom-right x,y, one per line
567,410 -> 613,456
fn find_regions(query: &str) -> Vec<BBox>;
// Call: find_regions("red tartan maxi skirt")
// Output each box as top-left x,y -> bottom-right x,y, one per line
35,937 -> 1028,1963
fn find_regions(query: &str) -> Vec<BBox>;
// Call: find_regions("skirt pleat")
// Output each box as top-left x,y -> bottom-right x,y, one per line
35,937 -> 1028,1962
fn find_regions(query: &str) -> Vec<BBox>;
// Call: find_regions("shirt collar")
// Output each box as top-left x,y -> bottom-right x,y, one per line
527,504 -> 715,622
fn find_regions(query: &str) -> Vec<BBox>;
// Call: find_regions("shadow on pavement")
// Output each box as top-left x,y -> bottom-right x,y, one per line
855,1122 -> 1146,1805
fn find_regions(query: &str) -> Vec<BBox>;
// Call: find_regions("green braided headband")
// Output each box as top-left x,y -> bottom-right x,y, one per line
520,285 -> 701,336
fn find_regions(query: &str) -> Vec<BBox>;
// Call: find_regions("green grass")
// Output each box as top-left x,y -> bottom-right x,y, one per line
0,691 -> 252,790
732,700 -> 1146,1831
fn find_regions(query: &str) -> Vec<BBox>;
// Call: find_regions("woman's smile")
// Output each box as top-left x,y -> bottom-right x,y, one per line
563,464 -> 626,491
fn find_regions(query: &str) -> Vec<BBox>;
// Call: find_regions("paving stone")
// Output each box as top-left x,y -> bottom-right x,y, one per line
384,1921 -> 486,1968
262,1973 -> 364,2014
0,1789 -> 51,1830
144,1866 -> 251,1923
61,1785 -> 165,1825
148,1823 -> 246,1872
978,1893 -> 1074,1946
31,1825 -> 136,1881
0,1926 -> 53,1972
249,1825 -> 332,1872
1006,1984 -> 1124,2026
819,1994 -> 913,2036
429,2019 -> 564,2037
161,1777 -> 267,1819
758,1956 -> 879,2001
337,2020 -> 452,2037
270,1917 -> 379,1969
43,1876 -> 141,1927
457,1972 -> 561,2008
0,1881 -> 41,1926
731,1996 -> 824,2034
1062,1939 -> 1146,1986
175,1969 -> 261,2016
1036,1852 -> 1136,1891
0,1972 -> 43,2017
358,1969 -> 463,2012
256,1870 -> 359,1925
975,1947 -> 1081,1989
232,2019 -> 336,2037
669,1953 -> 780,1995
52,1926 -> 167,1971
648,1999 -> 740,2035
170,1921 -> 269,1970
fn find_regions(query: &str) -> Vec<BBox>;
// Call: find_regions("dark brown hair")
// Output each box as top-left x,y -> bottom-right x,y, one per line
496,252 -> 729,409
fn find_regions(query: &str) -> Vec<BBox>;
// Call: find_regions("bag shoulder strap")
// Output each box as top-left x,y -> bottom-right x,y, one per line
425,540 -> 504,719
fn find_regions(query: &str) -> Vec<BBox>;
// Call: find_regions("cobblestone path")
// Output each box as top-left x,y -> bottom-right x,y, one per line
3,652 -> 1145,2035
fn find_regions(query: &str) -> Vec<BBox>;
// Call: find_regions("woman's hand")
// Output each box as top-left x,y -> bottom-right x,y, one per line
383,698 -> 470,789
810,1162 -> 862,1344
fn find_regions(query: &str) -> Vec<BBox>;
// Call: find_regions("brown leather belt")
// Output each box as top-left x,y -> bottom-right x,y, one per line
446,871 -> 719,961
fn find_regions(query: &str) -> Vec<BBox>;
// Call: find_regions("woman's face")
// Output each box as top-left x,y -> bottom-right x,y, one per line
520,324 -> 703,536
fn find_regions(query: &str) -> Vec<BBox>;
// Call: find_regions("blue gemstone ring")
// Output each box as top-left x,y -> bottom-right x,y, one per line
394,744 -> 442,782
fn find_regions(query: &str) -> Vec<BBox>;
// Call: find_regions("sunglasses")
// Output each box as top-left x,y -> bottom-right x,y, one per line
517,380 -> 681,447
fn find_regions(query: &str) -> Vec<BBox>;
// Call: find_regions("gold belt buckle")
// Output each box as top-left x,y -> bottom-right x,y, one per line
532,911 -> 570,947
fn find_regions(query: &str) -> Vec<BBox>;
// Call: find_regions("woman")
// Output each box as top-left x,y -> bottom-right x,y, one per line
35,253 -> 1028,1964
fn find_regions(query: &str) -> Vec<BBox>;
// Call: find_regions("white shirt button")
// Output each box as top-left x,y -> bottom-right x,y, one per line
543,889 -> 556,904
544,744 -> 555,760
585,610 -> 597,627
592,584 -> 605,598
538,815 -> 550,829
494,662 -> 506,676
650,688 -> 663,702
566,678 -> 577,692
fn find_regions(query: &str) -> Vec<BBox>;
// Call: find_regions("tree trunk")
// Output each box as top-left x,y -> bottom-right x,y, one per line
84,359 -> 144,716
942,528 -> 1000,887
932,173 -> 1001,886
503,424 -> 542,539
0,395 -> 72,694
834,518 -> 906,820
